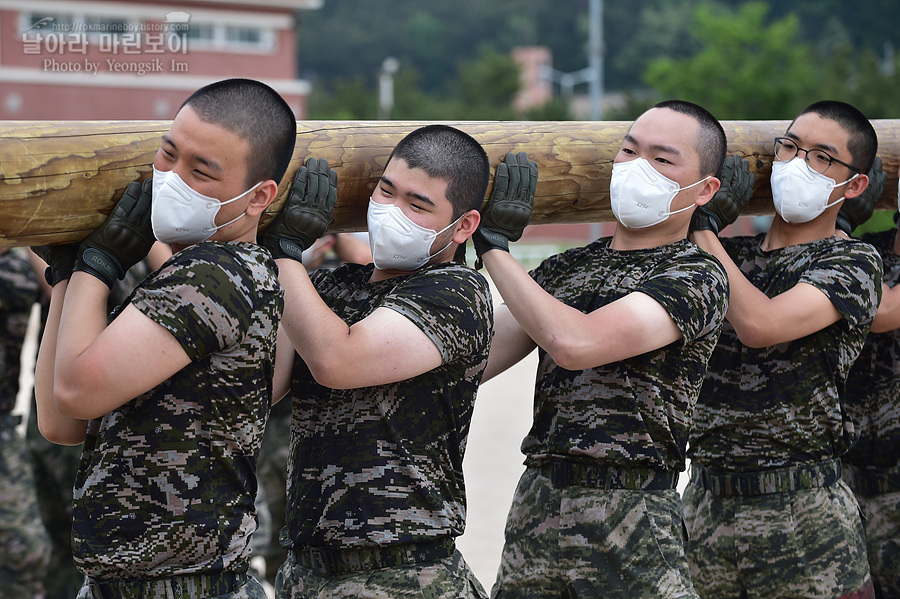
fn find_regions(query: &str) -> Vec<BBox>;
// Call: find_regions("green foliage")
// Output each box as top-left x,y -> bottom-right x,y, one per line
525,98 -> 573,121
639,1 -> 900,120
307,46 -> 521,121
308,77 -> 376,120
644,2 -> 818,119
297,0 -> 900,121
455,46 -> 521,120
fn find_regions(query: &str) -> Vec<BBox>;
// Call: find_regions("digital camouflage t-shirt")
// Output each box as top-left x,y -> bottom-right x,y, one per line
521,237 -> 729,473
71,241 -> 283,579
689,233 -> 883,472
283,261 -> 493,550
844,228 -> 900,471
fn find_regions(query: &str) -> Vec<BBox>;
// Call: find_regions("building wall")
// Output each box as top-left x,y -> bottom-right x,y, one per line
0,0 -> 313,120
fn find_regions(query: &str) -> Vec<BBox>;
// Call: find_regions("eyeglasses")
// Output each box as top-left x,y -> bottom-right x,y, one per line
773,137 -> 860,175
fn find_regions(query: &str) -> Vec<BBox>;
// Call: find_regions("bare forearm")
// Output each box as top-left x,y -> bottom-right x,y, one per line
691,230 -> 775,346
690,230 -> 842,347
54,272 -> 114,401
482,249 -> 605,369
482,250 -> 564,347
33,282 -> 89,445
482,304 -> 536,382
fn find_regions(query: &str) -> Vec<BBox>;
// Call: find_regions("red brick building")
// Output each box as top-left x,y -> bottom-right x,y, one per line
0,0 -> 319,120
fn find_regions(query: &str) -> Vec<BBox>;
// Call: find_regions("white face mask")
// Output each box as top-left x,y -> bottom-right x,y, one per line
367,199 -> 461,271
771,158 -> 858,224
609,158 -> 710,229
151,166 -> 261,245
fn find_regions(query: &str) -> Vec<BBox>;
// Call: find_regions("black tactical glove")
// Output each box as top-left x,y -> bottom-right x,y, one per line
473,151 -> 538,268
73,179 -> 156,288
263,158 -> 338,262
30,243 -> 79,287
836,156 -> 885,236
690,154 -> 755,235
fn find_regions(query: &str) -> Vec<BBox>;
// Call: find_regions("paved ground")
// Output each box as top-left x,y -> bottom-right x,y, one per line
456,347 -> 538,590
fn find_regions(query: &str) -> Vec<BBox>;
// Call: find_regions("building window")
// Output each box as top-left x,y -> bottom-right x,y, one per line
184,22 -> 276,52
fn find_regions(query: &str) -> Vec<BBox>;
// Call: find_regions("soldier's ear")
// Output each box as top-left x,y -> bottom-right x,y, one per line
452,209 -> 480,243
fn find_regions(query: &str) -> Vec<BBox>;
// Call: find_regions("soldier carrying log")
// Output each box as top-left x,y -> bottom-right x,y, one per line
31,78 -> 296,599
685,100 -> 885,599
474,99 -> 730,598
266,124 -> 494,598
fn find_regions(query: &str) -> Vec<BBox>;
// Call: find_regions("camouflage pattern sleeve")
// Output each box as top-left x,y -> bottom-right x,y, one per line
131,242 -> 280,361
800,237 -> 883,328
380,263 -> 493,363
637,250 -> 729,344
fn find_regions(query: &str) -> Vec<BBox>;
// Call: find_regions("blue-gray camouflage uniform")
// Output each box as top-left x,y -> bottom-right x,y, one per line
686,233 -> 883,599
275,261 -> 493,599
490,238 -> 728,599
844,227 -> 900,599
0,247 -> 51,599
72,241 -> 282,599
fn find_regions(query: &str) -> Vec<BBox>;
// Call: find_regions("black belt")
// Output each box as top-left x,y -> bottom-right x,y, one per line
293,537 -> 456,577
529,456 -> 679,491
842,463 -> 900,497
87,571 -> 244,599
691,459 -> 842,497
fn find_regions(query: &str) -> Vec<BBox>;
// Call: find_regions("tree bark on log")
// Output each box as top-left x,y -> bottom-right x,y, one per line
1,120 -> 898,247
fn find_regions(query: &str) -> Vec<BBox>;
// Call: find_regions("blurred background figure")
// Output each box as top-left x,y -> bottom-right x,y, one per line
0,247 -> 51,599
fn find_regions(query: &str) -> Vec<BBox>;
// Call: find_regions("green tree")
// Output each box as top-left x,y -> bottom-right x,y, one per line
453,46 -> 521,120
306,47 -> 522,121
643,2 -> 820,120
307,77 -> 376,120
609,0 -> 704,91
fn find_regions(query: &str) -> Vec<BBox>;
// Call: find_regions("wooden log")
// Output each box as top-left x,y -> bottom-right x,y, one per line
2,120 -> 899,247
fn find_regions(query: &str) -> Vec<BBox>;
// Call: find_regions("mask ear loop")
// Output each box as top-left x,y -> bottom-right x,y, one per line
423,212 -> 466,264
202,181 -> 263,234
663,175 -> 713,218
821,172 -> 860,212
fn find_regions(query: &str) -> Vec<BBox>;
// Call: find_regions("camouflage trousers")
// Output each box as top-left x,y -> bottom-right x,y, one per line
490,466 -> 698,599
274,546 -> 487,599
683,465 -> 874,599
843,465 -> 900,599
75,572 -> 267,599
0,413 -> 51,599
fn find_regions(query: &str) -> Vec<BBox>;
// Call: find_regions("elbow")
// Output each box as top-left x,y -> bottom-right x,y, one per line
871,309 -> 895,334
546,338 -> 591,371
870,320 -> 891,335
869,319 -> 891,333
306,354 -> 351,390
550,350 -> 583,371
53,377 -> 97,421
733,322 -> 772,349
36,412 -> 84,446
